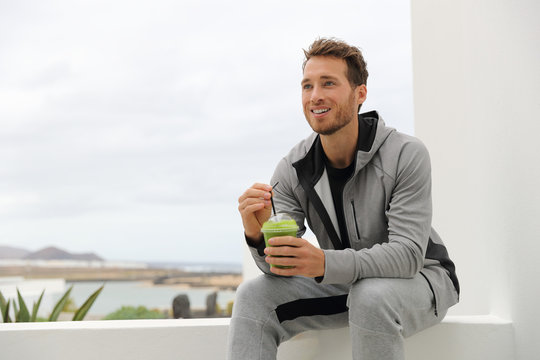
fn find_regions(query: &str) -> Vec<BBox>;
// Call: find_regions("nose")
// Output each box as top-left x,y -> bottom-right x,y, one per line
310,85 -> 323,104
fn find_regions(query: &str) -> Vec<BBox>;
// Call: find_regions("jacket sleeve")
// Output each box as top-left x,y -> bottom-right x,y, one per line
320,139 -> 433,284
246,157 -> 307,275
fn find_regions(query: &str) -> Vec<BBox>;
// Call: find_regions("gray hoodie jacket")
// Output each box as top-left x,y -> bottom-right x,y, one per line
248,111 -> 459,316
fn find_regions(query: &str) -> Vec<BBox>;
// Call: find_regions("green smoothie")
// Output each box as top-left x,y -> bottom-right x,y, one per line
261,213 -> 299,269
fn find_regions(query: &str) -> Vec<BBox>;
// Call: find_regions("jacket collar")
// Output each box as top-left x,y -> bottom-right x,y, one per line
292,111 -> 380,187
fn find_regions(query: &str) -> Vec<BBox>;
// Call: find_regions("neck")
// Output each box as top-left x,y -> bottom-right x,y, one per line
320,117 -> 358,169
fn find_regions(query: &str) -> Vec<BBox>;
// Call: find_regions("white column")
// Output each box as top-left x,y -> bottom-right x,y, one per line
411,1 -> 540,359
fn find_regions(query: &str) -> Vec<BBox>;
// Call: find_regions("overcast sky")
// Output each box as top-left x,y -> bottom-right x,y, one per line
0,0 -> 413,264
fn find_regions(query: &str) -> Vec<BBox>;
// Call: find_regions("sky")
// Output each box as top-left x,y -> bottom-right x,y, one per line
0,0 -> 414,264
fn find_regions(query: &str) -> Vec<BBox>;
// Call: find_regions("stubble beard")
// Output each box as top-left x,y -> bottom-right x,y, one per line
306,91 -> 358,136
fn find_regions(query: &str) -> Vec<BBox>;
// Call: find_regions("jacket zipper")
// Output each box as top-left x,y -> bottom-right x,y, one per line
350,200 -> 361,240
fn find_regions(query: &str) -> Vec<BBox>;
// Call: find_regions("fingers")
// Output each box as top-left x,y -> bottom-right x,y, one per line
237,197 -> 270,212
238,183 -> 274,238
266,251 -> 325,278
269,264 -> 297,276
263,237 -> 306,259
266,236 -> 303,247
264,246 -> 298,258
265,254 -> 302,276
267,257 -> 296,269
238,183 -> 273,211
238,183 -> 272,203
237,183 -> 276,218
264,237 -> 325,278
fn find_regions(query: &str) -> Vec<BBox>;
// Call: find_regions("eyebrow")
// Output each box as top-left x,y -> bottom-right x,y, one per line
301,75 -> 338,85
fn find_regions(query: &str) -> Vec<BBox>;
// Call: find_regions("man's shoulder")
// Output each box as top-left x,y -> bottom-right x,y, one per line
379,129 -> 428,156
376,130 -> 431,180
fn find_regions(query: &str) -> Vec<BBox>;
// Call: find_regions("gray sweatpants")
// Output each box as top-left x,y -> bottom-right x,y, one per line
226,274 -> 444,360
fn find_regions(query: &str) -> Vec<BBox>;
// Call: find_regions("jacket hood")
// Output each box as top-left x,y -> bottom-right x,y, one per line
353,110 -> 395,172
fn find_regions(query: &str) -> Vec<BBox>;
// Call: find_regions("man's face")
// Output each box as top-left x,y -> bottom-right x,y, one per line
301,56 -> 366,136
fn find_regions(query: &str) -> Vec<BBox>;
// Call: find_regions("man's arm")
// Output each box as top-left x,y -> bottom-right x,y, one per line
238,182 -> 274,274
242,157 -> 312,275
320,139 -> 433,284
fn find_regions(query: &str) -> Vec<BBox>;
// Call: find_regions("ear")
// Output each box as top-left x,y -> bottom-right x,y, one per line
356,84 -> 367,105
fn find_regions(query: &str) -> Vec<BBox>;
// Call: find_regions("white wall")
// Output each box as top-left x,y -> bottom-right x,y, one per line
411,1 -> 540,359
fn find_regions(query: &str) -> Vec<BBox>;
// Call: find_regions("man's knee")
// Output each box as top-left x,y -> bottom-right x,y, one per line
232,275 -> 280,317
348,278 -> 402,333
349,278 -> 397,309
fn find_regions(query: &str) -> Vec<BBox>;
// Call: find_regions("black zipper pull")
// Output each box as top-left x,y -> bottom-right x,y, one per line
350,200 -> 361,240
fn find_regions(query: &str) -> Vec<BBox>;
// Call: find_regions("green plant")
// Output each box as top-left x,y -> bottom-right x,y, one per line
103,305 -> 166,320
72,285 -> 104,321
226,300 -> 234,317
61,297 -> 78,313
0,284 -> 104,323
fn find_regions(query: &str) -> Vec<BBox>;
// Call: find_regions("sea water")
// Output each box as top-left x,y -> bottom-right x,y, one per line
65,280 -> 236,317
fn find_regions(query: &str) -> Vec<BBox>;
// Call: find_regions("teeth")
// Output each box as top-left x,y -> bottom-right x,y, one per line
313,108 -> 330,114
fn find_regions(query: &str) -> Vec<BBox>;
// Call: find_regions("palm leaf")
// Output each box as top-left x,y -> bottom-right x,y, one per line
72,285 -> 104,321
13,300 -> 19,318
30,289 -> 46,322
0,290 -> 7,318
48,285 -> 73,322
0,290 -> 6,306
16,288 -> 30,322
1,298 -> 12,323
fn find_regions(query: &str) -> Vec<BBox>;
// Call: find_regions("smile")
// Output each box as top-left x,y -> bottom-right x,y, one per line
312,108 -> 330,114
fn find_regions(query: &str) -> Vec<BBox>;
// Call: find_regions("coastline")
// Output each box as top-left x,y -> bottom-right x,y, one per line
0,265 -> 242,290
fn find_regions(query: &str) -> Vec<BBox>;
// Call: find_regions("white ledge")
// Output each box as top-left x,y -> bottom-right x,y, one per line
0,317 -> 230,331
441,314 -> 511,324
0,314 -> 507,331
0,315 -> 515,360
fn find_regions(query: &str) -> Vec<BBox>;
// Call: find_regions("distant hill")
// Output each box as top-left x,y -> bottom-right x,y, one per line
0,245 -> 31,260
0,245 -> 103,261
24,246 -> 103,261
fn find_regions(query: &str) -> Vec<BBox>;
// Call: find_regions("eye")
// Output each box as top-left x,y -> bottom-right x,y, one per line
324,81 -> 335,86
302,84 -> 312,90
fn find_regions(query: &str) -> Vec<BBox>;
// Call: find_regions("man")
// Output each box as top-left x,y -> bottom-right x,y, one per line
229,38 -> 459,360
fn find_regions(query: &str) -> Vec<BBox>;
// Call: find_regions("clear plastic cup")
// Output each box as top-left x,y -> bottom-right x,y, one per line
261,213 -> 299,268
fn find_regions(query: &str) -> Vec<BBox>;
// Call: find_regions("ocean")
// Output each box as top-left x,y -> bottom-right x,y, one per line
67,280 -> 236,317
